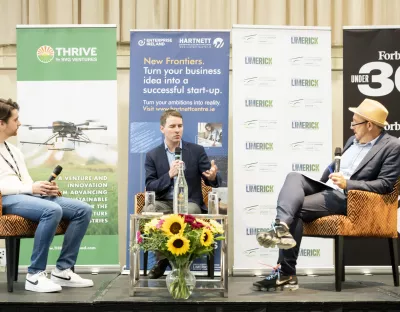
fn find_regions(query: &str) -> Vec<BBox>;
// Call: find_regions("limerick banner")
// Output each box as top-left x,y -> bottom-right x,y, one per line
127,30 -> 230,269
16,25 -> 118,268
343,27 -> 400,267
232,25 -> 333,274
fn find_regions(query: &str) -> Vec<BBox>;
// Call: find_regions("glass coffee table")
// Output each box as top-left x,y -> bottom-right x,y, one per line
129,214 -> 228,297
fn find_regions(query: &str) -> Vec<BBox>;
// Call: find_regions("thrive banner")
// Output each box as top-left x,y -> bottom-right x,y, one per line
16,25 -> 118,268
232,25 -> 333,273
127,30 -> 230,269
343,27 -> 400,267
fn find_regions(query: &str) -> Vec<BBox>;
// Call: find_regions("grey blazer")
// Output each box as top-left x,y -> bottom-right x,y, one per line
320,132 -> 400,194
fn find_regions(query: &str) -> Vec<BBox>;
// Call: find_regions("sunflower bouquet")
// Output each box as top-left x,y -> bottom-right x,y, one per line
135,214 -> 225,299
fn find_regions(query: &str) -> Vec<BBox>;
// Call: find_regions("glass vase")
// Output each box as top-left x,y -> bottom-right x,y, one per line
165,260 -> 196,299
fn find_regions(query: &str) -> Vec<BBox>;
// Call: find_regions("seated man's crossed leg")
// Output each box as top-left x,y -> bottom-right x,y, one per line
254,172 -> 346,291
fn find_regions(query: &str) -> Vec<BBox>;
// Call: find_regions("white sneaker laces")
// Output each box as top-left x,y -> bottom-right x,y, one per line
33,271 -> 48,279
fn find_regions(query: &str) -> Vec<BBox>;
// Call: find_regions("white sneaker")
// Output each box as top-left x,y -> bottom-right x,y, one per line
51,268 -> 94,288
25,271 -> 62,293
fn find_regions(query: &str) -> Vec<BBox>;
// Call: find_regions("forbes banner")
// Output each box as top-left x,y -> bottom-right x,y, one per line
343,27 -> 400,266
232,25 -> 333,273
16,25 -> 119,268
127,31 -> 230,268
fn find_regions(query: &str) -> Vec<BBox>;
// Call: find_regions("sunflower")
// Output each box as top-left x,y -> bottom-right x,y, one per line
167,235 -> 190,256
200,228 -> 214,247
162,214 -> 186,236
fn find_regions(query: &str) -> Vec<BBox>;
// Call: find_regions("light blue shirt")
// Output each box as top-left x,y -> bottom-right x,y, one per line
165,141 -> 182,200
326,135 -> 380,191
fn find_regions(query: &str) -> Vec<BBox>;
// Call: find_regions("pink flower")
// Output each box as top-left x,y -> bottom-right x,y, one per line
136,231 -> 143,244
181,214 -> 196,224
156,219 -> 165,229
190,221 -> 204,229
178,214 -> 204,229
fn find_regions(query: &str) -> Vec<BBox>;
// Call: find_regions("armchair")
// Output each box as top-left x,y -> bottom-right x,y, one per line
303,181 -> 399,291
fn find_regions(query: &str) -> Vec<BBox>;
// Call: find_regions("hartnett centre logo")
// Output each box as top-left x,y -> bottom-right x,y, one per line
37,45 -> 55,63
213,38 -> 224,48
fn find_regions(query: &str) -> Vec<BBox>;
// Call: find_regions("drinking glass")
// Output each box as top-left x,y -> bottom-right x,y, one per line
144,191 -> 156,212
207,192 -> 219,214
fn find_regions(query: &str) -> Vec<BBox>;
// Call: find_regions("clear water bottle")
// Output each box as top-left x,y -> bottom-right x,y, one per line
173,162 -> 188,214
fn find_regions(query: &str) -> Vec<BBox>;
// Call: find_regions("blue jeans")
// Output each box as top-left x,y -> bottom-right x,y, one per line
2,194 -> 92,274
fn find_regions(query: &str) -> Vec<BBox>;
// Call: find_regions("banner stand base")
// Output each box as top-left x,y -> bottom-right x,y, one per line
233,266 -> 400,276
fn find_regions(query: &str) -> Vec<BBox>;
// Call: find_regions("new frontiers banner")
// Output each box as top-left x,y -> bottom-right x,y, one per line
16,25 -> 119,268
127,30 -> 230,269
232,25 -> 333,273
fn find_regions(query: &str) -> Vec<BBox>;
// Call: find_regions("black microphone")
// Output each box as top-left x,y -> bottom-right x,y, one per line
48,165 -> 63,182
334,147 -> 342,173
174,147 -> 181,161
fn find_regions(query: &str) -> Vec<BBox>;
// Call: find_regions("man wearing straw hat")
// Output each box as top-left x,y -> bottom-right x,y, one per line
253,99 -> 400,291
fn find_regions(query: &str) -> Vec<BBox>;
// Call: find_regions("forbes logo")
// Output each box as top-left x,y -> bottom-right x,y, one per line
291,36 -> 319,44
246,142 -> 273,151
245,99 -> 273,108
385,122 -> 400,131
292,121 -> 319,129
292,163 -> 320,172
291,79 -> 319,87
245,56 -> 272,65
378,51 -> 400,60
246,185 -> 274,193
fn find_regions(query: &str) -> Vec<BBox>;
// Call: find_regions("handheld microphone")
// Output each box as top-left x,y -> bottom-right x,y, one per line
174,147 -> 181,161
48,165 -> 63,182
334,147 -> 342,173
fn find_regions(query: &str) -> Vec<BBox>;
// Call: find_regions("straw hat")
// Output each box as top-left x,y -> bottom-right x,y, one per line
348,99 -> 389,128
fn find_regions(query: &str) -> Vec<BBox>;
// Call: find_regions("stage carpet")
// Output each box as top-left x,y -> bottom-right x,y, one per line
0,273 -> 400,311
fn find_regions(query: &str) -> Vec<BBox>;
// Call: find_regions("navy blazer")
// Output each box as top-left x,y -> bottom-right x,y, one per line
320,132 -> 400,194
144,140 -> 222,208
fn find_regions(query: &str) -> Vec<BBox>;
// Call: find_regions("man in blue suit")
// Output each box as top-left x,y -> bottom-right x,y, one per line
144,109 -> 221,278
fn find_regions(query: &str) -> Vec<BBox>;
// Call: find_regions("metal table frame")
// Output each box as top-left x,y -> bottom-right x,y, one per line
129,214 -> 228,297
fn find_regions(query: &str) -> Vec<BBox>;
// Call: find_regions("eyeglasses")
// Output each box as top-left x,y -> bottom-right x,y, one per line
350,121 -> 368,127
